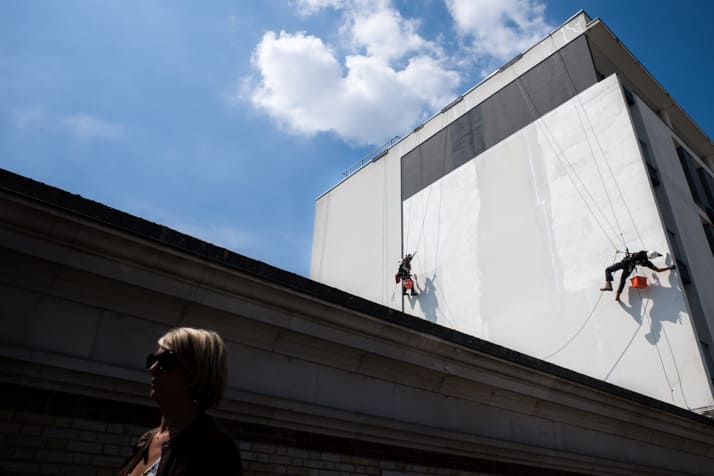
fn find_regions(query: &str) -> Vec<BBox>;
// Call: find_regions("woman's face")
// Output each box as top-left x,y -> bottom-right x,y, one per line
147,345 -> 191,405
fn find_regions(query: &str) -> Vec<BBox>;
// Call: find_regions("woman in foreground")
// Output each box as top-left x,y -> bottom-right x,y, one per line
118,327 -> 243,475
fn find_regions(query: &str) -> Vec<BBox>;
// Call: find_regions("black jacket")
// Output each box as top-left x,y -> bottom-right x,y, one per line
622,250 -> 656,274
118,414 -> 243,475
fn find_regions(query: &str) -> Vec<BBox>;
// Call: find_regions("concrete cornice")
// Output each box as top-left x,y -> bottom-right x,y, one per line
584,19 -> 714,165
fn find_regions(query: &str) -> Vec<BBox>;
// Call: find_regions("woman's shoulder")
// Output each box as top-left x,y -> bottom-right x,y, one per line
192,415 -> 239,450
190,415 -> 243,472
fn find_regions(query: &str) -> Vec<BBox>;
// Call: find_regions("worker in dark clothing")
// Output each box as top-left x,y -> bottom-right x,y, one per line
600,250 -> 675,301
396,253 -> 418,297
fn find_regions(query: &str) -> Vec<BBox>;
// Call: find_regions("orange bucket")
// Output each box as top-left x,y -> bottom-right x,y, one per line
631,276 -> 648,289
403,278 -> 413,290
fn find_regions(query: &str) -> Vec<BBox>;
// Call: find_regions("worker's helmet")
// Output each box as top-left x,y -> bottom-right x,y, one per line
647,251 -> 662,259
405,253 -> 413,259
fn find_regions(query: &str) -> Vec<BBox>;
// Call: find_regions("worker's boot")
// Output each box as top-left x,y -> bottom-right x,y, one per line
600,282 -> 612,292
411,291 -> 419,297
615,292 -> 621,302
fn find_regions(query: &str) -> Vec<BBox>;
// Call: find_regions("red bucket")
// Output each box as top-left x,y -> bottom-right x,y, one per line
403,278 -> 413,290
631,276 -> 648,289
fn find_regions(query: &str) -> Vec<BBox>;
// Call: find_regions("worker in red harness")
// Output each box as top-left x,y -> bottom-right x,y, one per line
599,250 -> 675,301
396,253 -> 418,297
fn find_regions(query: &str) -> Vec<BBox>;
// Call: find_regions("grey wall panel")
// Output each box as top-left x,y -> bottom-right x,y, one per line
559,35 -> 600,92
401,147 -> 423,199
519,55 -> 571,117
401,35 -> 598,201
481,81 -> 533,149
445,112 -> 476,172
420,129 -> 448,188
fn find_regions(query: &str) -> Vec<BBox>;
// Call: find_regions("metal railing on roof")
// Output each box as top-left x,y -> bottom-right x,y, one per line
342,135 -> 401,177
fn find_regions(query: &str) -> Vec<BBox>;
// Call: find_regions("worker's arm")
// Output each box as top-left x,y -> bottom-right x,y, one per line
656,264 -> 676,272
641,259 -> 657,271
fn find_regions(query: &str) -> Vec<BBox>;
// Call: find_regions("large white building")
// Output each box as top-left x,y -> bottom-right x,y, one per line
311,11 -> 714,413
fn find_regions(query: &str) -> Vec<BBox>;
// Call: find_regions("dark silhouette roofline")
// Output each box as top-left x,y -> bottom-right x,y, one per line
1,167 -> 711,426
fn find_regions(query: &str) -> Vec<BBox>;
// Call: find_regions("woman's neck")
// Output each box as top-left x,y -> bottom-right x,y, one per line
158,401 -> 201,436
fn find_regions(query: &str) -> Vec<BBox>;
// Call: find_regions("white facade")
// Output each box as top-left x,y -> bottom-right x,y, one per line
312,13 -> 714,411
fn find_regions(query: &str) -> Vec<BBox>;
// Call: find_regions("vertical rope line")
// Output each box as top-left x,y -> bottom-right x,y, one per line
660,324 -> 691,410
556,58 -> 627,247
555,48 -> 646,249
513,73 -> 619,249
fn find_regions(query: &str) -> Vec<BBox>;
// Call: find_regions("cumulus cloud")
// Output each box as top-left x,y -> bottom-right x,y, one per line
245,1 -> 460,145
292,0 -> 345,16
445,0 -> 552,63
9,107 -> 126,142
347,7 -> 432,61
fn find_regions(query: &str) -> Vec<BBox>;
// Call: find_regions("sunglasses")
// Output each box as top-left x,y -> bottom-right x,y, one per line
146,350 -> 179,372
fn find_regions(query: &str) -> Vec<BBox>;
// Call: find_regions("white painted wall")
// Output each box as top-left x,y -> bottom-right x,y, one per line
311,150 -> 402,308
402,75 -> 713,410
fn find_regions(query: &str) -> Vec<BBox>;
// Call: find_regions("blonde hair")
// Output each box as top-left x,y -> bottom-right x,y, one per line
158,327 -> 228,410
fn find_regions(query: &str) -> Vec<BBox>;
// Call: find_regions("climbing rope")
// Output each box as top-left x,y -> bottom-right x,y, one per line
513,72 -> 622,250
541,251 -> 619,360
541,292 -> 604,360
657,315 -> 691,409
555,47 -> 646,250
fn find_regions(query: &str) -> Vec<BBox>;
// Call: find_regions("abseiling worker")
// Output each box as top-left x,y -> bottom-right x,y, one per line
396,253 -> 418,297
118,327 -> 243,476
599,250 -> 675,302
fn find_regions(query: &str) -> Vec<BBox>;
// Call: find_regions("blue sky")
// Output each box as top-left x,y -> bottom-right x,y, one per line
2,0 -> 712,277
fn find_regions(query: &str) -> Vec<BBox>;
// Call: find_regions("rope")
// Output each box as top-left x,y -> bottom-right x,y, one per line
541,251 -> 618,360
541,292 -> 604,360
601,281 -> 690,409
552,49 -> 626,248
411,129 -> 448,254
513,73 -> 621,250
632,280 -> 690,409
567,89 -> 627,248
407,175 -> 433,254
426,127 -> 449,272
604,302 -> 646,381
660,322 -> 691,409
403,147 -> 423,252
555,48 -> 646,250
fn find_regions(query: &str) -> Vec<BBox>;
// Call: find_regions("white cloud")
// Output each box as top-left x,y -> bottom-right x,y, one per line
245,1 -> 461,145
445,0 -> 552,62
293,0 -> 345,16
62,113 -> 126,141
348,7 -> 431,61
9,107 -> 126,142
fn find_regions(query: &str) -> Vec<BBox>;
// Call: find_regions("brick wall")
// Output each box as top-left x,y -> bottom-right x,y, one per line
0,384 -> 560,476
0,408 -> 145,475
238,441 -> 498,476
0,408 -> 499,476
